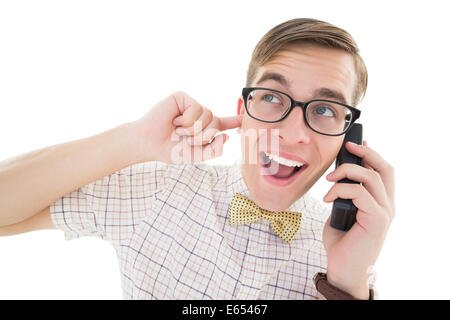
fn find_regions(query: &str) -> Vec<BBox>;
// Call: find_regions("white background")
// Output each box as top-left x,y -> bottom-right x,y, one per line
1,0 -> 449,299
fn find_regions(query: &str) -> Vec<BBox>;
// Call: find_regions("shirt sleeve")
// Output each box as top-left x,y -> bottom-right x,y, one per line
50,160 -> 170,247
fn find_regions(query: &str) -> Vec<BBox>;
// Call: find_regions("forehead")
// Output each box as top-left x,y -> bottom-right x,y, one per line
253,43 -> 357,104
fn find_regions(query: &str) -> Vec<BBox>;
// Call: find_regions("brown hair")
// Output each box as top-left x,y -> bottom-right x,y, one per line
246,18 -> 368,106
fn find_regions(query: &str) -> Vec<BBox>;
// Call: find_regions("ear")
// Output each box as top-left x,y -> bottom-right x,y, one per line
237,97 -> 245,133
237,96 -> 245,115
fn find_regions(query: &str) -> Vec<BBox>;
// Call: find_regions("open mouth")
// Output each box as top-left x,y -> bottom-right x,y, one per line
259,151 -> 308,186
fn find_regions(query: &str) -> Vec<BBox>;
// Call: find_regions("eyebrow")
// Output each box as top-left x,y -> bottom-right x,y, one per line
256,72 -> 291,89
313,88 -> 348,105
255,71 -> 348,105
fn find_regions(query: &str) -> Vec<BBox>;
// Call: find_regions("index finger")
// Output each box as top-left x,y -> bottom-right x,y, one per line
345,141 -> 395,202
218,115 -> 242,131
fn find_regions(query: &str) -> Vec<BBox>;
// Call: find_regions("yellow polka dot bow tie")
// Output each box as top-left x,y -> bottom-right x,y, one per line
228,193 -> 302,243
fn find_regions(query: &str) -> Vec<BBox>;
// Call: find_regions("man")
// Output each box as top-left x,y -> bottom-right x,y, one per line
0,18 -> 395,299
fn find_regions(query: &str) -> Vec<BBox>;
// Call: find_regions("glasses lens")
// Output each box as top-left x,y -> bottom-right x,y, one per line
305,100 -> 353,135
246,89 -> 291,122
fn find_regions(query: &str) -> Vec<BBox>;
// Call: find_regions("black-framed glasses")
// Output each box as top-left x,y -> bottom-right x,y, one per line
242,87 -> 361,136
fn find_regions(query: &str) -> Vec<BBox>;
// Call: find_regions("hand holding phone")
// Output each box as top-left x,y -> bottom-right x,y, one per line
330,123 -> 363,231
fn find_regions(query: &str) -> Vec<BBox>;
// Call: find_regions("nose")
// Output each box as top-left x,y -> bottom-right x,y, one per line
275,106 -> 311,144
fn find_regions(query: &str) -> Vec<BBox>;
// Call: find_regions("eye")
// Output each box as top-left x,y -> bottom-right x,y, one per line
262,94 -> 281,103
313,105 -> 336,117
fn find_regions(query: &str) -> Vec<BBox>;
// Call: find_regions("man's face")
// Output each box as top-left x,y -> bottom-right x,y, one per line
237,43 -> 357,211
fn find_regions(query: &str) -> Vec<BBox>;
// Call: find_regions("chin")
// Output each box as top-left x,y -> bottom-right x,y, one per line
254,186 -> 303,211
243,155 -> 323,212
243,168 -> 299,211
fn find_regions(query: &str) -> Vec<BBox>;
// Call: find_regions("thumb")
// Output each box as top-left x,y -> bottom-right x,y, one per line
218,115 -> 242,131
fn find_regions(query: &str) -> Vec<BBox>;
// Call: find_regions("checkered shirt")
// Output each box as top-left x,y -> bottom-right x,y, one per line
50,160 -> 331,299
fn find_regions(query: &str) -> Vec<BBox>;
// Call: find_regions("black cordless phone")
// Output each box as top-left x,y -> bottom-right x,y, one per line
330,123 -> 363,231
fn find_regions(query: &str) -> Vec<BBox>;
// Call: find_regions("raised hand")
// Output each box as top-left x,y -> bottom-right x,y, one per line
132,91 -> 242,164
322,140 -> 395,299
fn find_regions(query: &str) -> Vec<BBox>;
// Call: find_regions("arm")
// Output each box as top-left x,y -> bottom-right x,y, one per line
0,122 -> 143,229
322,141 -> 395,299
0,91 -> 241,235
0,206 -> 52,236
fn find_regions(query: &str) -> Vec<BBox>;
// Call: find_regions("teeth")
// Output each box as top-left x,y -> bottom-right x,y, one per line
264,151 -> 304,167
